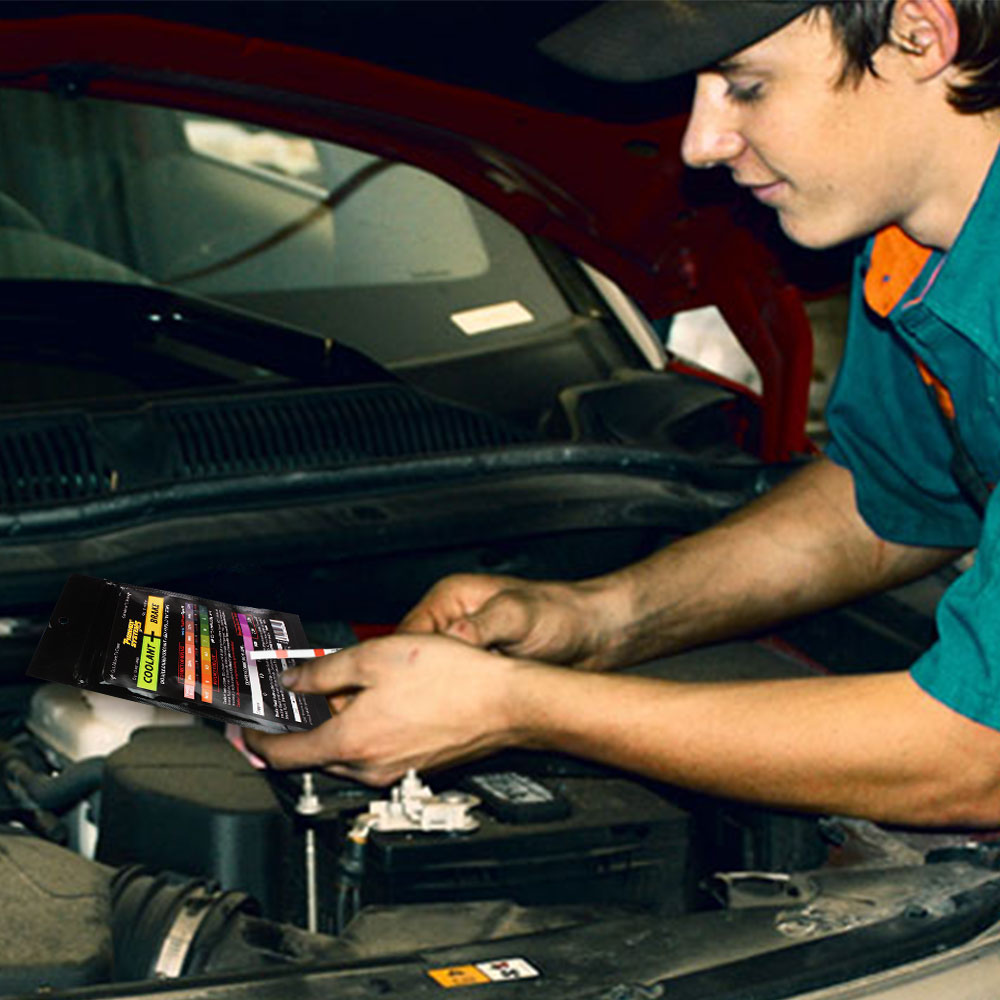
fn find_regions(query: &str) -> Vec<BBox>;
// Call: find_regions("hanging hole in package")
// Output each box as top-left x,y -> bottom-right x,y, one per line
27,574 -> 332,732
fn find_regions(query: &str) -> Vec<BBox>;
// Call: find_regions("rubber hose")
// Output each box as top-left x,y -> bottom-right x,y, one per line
2,756 -> 104,814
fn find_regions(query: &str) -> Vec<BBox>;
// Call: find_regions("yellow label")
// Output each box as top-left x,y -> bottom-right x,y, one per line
427,966 -> 490,988
138,635 -> 161,691
144,596 -> 164,638
124,619 -> 141,648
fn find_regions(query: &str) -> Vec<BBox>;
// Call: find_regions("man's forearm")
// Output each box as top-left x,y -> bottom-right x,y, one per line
582,458 -> 962,668
508,663 -> 1000,827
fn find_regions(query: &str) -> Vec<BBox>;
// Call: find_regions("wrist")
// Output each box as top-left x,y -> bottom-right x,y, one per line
568,577 -> 636,670
498,659 -> 568,751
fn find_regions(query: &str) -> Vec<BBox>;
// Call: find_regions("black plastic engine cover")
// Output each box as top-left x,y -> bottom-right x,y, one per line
96,726 -> 288,917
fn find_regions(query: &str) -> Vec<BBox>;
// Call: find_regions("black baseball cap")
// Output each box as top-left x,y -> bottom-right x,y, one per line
538,1 -> 819,83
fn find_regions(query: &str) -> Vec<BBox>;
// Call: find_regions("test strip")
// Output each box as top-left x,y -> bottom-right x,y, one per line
248,648 -> 342,660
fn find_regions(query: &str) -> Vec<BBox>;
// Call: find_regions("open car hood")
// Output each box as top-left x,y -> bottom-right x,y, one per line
0,2 -> 848,456
0,2 -> 839,311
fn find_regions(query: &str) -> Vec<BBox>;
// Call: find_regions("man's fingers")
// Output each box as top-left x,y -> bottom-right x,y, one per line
398,606 -> 436,633
247,720 -> 398,786
397,577 -> 470,634
444,592 -> 529,650
281,648 -> 358,694
246,723 -> 342,771
398,574 -> 525,636
329,691 -> 356,714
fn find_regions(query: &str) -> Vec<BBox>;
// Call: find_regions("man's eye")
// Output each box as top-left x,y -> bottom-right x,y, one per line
725,81 -> 764,105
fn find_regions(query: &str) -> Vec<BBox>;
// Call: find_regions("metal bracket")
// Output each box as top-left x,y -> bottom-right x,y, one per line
711,871 -> 819,910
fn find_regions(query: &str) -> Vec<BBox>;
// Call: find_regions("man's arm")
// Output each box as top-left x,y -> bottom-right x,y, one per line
250,635 -> 1000,827
510,666 -> 1000,827
247,456 -> 993,825
404,458 -> 962,668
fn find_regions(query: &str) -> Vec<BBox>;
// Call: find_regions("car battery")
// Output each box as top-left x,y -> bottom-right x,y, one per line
357,777 -> 696,915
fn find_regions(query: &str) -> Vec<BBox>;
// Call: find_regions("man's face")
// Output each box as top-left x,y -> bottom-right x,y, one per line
681,11 -> 929,249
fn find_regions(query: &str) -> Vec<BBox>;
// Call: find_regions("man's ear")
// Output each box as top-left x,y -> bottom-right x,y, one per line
889,0 -> 959,77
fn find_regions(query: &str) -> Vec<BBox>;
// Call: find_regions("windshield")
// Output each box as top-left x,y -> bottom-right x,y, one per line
0,88 -> 572,368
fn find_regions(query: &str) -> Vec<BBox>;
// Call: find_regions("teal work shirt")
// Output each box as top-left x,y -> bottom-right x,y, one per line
826,144 -> 1000,730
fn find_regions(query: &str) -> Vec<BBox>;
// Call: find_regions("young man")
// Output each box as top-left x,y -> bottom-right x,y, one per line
250,0 -> 1000,827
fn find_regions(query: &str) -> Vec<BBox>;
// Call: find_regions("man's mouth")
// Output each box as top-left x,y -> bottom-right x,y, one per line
743,179 -> 788,205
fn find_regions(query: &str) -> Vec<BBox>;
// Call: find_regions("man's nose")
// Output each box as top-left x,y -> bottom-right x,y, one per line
681,74 -> 746,169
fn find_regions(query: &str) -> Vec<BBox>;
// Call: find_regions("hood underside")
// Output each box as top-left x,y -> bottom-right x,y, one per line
0,2 -> 848,317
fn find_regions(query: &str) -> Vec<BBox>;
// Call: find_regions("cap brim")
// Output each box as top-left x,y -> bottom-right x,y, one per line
538,1 -> 817,84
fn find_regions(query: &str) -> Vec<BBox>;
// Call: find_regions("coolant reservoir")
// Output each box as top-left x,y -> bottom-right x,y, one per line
27,684 -> 193,856
27,684 -> 193,762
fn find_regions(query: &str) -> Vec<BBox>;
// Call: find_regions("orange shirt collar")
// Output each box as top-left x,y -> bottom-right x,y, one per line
864,224 -> 934,318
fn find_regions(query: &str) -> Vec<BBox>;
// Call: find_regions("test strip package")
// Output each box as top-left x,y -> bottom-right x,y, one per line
28,574 -> 333,732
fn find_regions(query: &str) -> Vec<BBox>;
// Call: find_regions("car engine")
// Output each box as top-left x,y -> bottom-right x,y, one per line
0,632 -> 838,991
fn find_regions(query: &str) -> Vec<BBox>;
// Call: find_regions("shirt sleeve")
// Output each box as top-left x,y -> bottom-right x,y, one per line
824,249 -> 983,549
911,486 -> 1000,730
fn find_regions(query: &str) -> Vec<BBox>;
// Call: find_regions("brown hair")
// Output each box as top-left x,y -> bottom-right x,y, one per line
818,0 -> 1000,113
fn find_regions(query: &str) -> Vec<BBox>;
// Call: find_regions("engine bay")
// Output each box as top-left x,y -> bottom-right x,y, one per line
3,609 -> 982,996
0,633 -> 827,987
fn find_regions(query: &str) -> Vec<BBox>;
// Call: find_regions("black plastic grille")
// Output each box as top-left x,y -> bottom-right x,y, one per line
164,386 -> 528,479
0,417 -> 106,506
1,385 -> 532,509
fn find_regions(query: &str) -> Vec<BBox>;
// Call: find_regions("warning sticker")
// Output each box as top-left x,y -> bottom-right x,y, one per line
427,958 -> 541,988
477,959 -> 541,983
428,966 -> 490,988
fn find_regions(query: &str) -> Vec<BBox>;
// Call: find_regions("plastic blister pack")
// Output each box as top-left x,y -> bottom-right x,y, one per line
27,575 -> 332,733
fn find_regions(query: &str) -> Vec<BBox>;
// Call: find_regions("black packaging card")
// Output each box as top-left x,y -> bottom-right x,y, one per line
28,575 -> 332,733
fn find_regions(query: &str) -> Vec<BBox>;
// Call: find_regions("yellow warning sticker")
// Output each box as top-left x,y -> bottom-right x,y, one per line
427,958 -> 541,988
427,966 -> 490,988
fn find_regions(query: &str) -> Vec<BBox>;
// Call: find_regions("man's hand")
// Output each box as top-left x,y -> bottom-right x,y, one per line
400,462 -> 963,674
245,634 -> 525,786
400,573 -> 622,668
